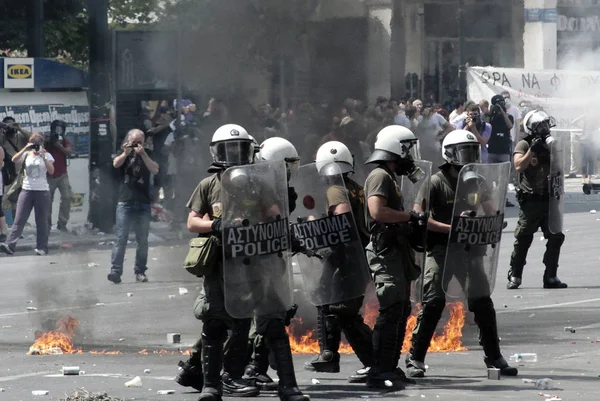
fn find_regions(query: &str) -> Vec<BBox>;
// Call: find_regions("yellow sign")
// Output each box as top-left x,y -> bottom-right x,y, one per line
71,193 -> 85,208
6,64 -> 32,79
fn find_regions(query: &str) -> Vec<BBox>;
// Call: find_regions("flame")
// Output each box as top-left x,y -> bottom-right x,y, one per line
28,316 -> 82,355
89,350 -> 122,355
287,302 -> 467,354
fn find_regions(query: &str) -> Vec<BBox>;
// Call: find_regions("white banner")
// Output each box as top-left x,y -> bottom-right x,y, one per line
4,58 -> 34,89
467,66 -> 600,130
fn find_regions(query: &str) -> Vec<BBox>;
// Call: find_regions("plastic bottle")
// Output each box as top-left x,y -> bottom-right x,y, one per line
535,378 -> 553,390
509,353 -> 538,363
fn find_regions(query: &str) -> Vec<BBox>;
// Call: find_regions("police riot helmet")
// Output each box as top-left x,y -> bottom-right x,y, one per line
209,124 -> 254,168
315,141 -> 354,176
442,129 -> 481,165
259,137 -> 300,179
522,109 -> 555,137
365,125 -> 418,165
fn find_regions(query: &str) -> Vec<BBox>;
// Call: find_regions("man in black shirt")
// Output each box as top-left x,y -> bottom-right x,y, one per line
108,129 -> 159,284
488,95 -> 515,207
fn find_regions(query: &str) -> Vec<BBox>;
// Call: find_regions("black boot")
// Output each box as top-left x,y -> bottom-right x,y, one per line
222,319 -> 259,397
304,307 -> 341,372
543,265 -> 568,288
367,309 -> 405,390
199,335 -> 223,401
484,356 -> 518,376
393,300 -> 415,385
542,234 -> 567,288
266,321 -> 309,401
341,316 -> 373,383
175,339 -> 204,391
405,298 -> 445,378
243,334 -> 278,392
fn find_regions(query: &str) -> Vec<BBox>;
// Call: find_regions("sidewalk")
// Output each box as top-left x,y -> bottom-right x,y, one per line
13,221 -> 193,253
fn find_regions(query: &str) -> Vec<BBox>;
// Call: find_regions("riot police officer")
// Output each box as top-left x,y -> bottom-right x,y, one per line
405,130 -> 518,378
303,141 -> 373,383
507,110 -> 568,289
363,125 -> 427,389
185,124 -> 260,400
242,136 -> 301,392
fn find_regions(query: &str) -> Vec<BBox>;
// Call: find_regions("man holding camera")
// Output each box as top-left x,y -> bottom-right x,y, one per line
455,105 -> 491,163
0,117 -> 32,217
108,129 -> 159,284
45,120 -> 73,232
488,95 -> 515,207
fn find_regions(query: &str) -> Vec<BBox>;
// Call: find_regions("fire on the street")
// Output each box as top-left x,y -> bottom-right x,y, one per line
287,302 -> 467,354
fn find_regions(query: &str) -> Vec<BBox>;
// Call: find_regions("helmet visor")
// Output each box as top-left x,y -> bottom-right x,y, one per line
447,143 -> 481,165
211,140 -> 253,166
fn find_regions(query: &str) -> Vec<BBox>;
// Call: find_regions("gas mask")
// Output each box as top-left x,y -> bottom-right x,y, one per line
396,158 -> 425,183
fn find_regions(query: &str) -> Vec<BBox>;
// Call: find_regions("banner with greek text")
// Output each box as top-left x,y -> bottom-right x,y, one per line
0,105 -> 90,157
467,66 -> 600,129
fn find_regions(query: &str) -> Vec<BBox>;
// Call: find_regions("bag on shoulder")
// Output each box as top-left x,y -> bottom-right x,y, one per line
183,235 -> 220,277
5,154 -> 27,204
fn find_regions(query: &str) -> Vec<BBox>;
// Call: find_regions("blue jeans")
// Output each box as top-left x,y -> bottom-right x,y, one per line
110,201 -> 151,275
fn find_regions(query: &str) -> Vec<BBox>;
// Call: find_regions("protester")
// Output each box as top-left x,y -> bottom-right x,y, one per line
0,146 -> 6,242
0,134 -> 54,256
107,129 -> 159,284
0,117 -> 32,219
45,120 -> 73,232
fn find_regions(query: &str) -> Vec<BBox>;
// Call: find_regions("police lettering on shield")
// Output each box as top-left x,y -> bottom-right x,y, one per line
225,218 -> 290,259
292,212 -> 357,251
451,214 -> 504,245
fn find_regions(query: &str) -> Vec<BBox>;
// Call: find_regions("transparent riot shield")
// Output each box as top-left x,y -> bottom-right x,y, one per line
221,160 -> 293,319
548,136 -> 565,234
290,163 -> 370,306
400,160 -> 433,303
442,162 -> 511,299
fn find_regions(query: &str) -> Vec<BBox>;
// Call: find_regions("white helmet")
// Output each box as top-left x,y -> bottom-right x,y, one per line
248,134 -> 261,163
365,125 -> 418,164
522,109 -> 555,136
210,124 -> 254,167
441,129 -> 480,165
260,137 -> 300,177
315,141 -> 354,176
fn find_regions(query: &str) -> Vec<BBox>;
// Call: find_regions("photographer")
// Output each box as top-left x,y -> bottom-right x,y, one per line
455,105 -> 491,162
488,95 -> 515,207
0,134 -> 54,256
45,120 -> 73,232
108,129 -> 159,284
0,117 -> 32,218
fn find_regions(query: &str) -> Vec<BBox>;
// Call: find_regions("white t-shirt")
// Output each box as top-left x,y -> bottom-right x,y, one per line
20,152 -> 55,191
506,105 -> 522,142
163,132 -> 178,176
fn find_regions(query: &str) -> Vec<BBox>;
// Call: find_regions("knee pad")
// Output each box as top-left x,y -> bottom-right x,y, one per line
547,233 -> 565,248
202,319 -> 228,342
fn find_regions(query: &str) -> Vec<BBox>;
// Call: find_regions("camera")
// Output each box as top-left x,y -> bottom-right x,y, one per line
31,143 -> 40,151
128,141 -> 141,149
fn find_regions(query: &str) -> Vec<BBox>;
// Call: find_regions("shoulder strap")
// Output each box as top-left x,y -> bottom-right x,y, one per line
6,139 -> 19,153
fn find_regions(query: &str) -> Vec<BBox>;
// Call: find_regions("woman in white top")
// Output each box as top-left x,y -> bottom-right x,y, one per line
0,133 -> 54,255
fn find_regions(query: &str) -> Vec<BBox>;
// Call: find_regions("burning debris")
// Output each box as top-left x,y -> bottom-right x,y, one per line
61,388 -> 123,401
28,316 -> 83,355
287,302 -> 467,354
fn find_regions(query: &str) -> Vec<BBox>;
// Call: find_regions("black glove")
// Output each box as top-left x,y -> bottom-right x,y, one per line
288,186 -> 298,213
211,218 -> 222,235
409,211 -> 428,227
284,304 -> 299,326
530,137 -> 546,153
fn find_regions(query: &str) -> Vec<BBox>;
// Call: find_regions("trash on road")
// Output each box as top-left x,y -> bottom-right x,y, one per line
32,390 -> 49,395
144,369 -> 151,374
510,353 -> 538,363
529,314 -> 536,318
126,293 -> 133,297
95,303 -> 105,307
27,306 -> 37,311
487,368 -> 500,380
62,388 -> 124,400
168,295 -> 176,299
124,376 -> 143,387
62,366 -> 80,375
534,378 -> 554,390
503,304 -> 508,308
311,378 -> 320,384
157,390 -> 175,395
178,287 -> 188,295
87,263 -> 100,268
591,210 -> 597,214
167,333 -> 181,344
564,326 -> 576,333
27,300 -> 33,303
60,243 -> 73,249
118,338 -> 125,342
514,295 -> 522,299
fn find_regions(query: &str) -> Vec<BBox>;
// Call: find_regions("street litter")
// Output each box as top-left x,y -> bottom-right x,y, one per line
591,210 -> 597,214
118,338 -> 125,342
126,293 -> 133,297
311,378 -> 320,384
27,300 -> 33,303
60,243 -> 73,249
545,398 -> 561,401
564,326 -> 576,333
529,314 -> 536,318
62,388 -> 124,400
157,390 -> 176,395
511,353 -> 538,363
27,306 -> 38,311
503,304 -> 508,308
124,376 -> 143,387
533,378 -> 553,390
87,263 -> 99,267
514,295 -> 522,298
32,390 -> 49,395
95,303 -> 105,306
384,380 -> 393,387
62,366 -> 80,375
168,295 -> 176,299
178,287 -> 188,295
152,257 -> 158,261
144,369 -> 151,374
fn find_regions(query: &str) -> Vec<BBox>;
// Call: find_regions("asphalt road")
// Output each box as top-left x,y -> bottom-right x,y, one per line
2,194 -> 600,400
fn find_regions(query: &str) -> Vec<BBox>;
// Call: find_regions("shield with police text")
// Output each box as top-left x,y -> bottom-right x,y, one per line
290,163 -> 370,306
221,160 -> 293,319
442,162 -> 511,298
548,136 -> 565,234
400,160 -> 433,303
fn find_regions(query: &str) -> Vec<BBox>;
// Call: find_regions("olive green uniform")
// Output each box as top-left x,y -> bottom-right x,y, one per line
408,169 -> 503,366
364,165 -> 419,381
305,177 -> 374,373
509,140 -> 565,282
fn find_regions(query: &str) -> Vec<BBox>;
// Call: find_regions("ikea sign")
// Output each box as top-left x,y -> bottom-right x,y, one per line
4,58 -> 34,88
